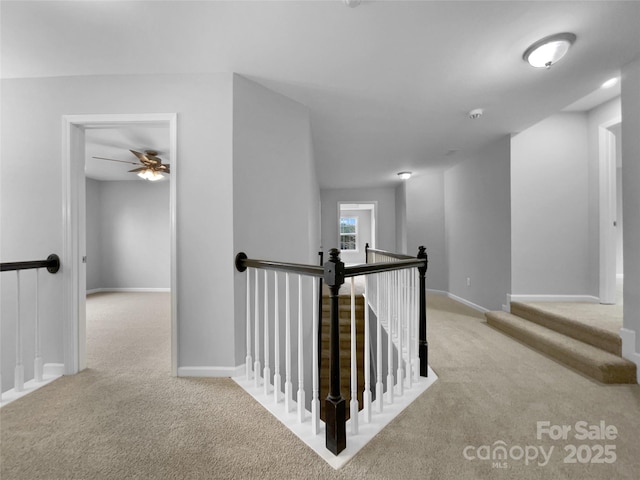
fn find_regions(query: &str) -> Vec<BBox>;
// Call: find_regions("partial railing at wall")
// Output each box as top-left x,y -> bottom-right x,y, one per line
0,254 -> 61,401
365,244 -> 429,376
235,246 -> 427,456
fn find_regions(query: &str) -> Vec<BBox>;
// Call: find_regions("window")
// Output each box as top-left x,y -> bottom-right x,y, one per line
340,217 -> 358,251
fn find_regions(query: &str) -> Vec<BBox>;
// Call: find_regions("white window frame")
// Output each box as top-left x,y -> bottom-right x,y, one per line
339,216 -> 358,252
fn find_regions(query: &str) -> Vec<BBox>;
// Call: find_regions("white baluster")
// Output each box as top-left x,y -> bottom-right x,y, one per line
376,272 -> 383,413
274,271 -> 282,403
246,270 -> 252,380
350,277 -> 359,434
15,270 -> 24,392
311,277 -> 320,434
285,273 -> 293,412
413,269 -> 420,381
363,274 -> 372,422
34,269 -> 43,382
263,270 -> 270,396
405,269 -> 412,389
297,275 -> 305,423
397,270 -> 404,396
386,271 -> 394,404
254,269 -> 261,388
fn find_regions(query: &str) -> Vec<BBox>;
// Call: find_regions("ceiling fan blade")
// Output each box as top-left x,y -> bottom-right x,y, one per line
128,167 -> 147,173
130,149 -> 153,166
92,156 -> 140,166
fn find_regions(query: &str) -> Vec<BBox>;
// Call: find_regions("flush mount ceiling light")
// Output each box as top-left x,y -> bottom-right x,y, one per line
398,171 -> 412,180
523,32 -> 576,69
601,77 -> 619,89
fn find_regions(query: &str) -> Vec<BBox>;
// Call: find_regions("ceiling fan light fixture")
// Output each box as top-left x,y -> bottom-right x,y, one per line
523,32 -> 576,69
138,169 -> 164,181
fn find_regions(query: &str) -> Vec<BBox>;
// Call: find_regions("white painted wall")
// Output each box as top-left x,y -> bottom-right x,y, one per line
1,73 -> 235,389
511,114 -> 591,297
405,171 -> 447,292
620,58 -> 640,356
232,75 -> 320,368
395,182 -> 407,255
321,187 -> 396,258
339,208 -> 372,265
85,179 -> 170,291
86,178 -> 103,291
445,136 -> 511,311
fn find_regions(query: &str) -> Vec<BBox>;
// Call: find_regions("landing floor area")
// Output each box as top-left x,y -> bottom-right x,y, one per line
518,301 -> 622,336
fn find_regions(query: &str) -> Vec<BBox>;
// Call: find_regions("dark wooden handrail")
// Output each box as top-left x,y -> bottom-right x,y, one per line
1,254 -> 61,274
235,253 -> 324,277
365,243 -> 414,261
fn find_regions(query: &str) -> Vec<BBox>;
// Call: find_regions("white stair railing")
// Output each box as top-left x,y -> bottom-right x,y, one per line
1,254 -> 61,405
234,248 -> 428,459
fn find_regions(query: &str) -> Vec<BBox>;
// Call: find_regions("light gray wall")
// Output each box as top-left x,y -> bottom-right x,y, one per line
86,179 -> 170,291
1,73 -> 235,389
86,178 -> 102,291
405,171 -> 447,292
339,209 -> 372,265
445,136 -> 511,311
621,58 -> 640,352
511,113 -> 591,296
232,75 -> 320,366
321,187 -> 396,257
395,182 -> 407,255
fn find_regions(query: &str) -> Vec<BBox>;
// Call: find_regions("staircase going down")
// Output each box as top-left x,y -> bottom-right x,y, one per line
320,287 -> 365,420
486,302 -> 636,384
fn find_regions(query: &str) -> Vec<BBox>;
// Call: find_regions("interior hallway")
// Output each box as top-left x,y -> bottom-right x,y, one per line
1,292 -> 639,479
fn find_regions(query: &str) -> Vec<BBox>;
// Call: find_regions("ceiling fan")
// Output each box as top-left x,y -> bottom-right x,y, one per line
92,150 -> 170,181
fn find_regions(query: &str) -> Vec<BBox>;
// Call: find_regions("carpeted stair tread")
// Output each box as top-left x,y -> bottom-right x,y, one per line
486,311 -> 636,384
510,302 -> 621,355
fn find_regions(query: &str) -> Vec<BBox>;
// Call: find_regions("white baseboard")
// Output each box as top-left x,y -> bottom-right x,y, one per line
508,294 -> 599,305
427,289 -> 488,313
620,328 -> 640,383
1,363 -> 63,408
43,363 -> 65,376
87,288 -> 170,295
177,365 -> 245,378
446,293 -> 489,313
426,288 -> 448,296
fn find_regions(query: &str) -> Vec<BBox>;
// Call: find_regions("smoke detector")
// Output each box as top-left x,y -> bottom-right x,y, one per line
468,108 -> 484,120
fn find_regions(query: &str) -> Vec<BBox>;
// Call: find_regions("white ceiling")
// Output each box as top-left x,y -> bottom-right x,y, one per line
2,1 -> 639,188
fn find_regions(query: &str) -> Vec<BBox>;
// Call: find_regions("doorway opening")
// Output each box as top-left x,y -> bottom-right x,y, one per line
599,118 -> 623,305
337,202 -> 377,265
62,114 -> 178,376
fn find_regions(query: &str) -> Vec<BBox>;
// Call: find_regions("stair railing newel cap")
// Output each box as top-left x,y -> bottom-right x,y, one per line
324,248 -> 345,287
417,245 -> 428,273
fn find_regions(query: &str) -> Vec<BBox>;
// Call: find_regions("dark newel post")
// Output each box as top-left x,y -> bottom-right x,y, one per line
417,246 -> 429,377
365,242 -> 369,264
324,248 -> 346,455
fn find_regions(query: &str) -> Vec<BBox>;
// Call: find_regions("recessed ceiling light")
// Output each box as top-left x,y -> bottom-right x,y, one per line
523,32 -> 576,69
601,77 -> 619,89
397,171 -> 412,180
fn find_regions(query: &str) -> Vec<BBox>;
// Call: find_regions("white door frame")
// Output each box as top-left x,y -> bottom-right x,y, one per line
337,201 -> 377,250
62,113 -> 178,376
599,116 -> 621,304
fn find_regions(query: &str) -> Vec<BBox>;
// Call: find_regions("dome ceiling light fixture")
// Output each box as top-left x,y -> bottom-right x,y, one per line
602,77 -> 619,89
523,32 -> 576,69
398,171 -> 412,180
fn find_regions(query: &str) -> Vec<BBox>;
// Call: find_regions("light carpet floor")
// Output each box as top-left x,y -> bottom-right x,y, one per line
1,292 -> 639,479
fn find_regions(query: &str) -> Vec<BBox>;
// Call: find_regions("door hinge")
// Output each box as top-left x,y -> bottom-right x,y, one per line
82,256 -> 87,263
